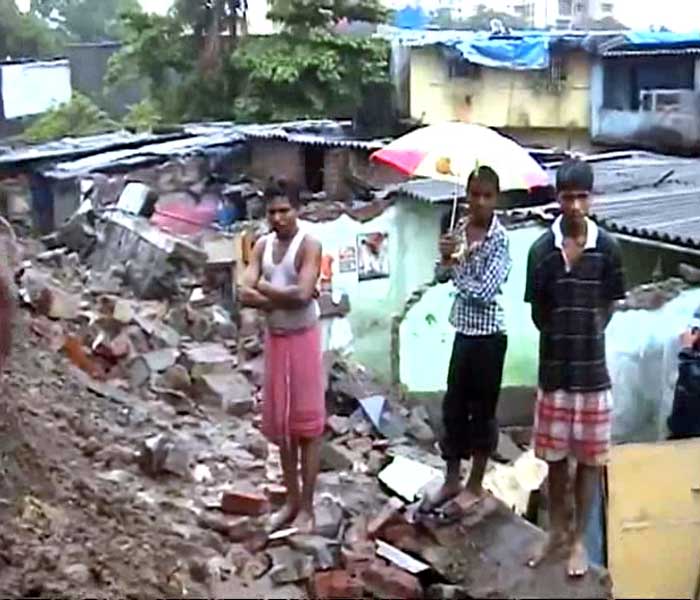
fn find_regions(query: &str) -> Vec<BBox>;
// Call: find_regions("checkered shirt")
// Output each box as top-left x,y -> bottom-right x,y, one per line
435,215 -> 511,336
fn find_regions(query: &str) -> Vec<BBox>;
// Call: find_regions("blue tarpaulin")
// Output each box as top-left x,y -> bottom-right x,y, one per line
389,28 -> 700,70
393,6 -> 429,30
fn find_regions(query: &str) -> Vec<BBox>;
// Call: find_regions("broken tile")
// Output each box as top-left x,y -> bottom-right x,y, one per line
375,540 -> 430,575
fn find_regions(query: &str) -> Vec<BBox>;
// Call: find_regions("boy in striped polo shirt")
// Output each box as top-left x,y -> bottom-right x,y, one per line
525,159 -> 625,577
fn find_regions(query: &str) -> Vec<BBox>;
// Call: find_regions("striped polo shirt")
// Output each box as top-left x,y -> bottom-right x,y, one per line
525,216 -> 626,392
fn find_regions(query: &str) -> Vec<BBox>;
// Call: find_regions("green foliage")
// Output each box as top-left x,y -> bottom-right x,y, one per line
106,0 -> 390,124
431,3 -> 529,30
122,98 -> 163,132
30,0 -> 142,42
23,93 -> 117,143
0,0 -> 60,58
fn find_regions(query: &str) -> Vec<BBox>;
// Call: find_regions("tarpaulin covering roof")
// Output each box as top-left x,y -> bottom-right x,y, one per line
385,27 -> 700,70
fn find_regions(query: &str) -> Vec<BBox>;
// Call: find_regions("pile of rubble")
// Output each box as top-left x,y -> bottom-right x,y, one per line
0,208 -> 611,599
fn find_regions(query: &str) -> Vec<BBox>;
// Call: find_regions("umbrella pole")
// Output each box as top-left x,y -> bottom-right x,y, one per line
449,188 -> 459,232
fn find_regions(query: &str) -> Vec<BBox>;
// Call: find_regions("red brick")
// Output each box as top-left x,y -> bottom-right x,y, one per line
221,489 -> 269,516
314,570 -> 364,600
264,483 -> 287,505
380,523 -> 422,554
362,561 -> 422,600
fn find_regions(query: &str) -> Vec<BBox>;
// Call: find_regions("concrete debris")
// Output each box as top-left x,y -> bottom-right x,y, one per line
181,343 -> 236,378
315,496 -> 344,539
288,534 -> 341,571
312,570 -> 364,599
195,372 -> 254,415
267,547 -> 315,584
138,434 -> 193,479
326,415 -> 350,437
128,349 -> 180,388
320,442 -> 357,473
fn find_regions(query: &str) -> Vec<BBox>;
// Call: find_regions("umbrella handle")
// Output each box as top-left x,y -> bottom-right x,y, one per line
449,191 -> 459,232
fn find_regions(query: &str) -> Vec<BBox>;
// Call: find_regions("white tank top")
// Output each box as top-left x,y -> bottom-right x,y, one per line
262,228 -> 320,333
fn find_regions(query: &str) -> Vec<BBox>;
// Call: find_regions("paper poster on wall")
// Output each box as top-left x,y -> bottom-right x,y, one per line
357,232 -> 389,281
338,246 -> 357,273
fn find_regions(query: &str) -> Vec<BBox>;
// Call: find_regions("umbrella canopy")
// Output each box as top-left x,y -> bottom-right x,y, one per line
371,122 -> 549,191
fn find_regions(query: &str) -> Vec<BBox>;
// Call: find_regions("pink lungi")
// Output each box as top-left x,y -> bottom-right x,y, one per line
262,325 -> 325,444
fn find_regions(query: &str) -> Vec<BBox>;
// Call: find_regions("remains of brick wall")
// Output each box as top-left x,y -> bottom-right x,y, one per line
249,140 -> 305,187
324,148 -> 351,202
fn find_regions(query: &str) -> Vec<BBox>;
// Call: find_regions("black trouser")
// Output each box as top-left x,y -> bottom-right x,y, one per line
441,332 -> 508,460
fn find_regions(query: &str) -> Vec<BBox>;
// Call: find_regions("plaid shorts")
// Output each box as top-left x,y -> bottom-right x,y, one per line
533,388 -> 612,466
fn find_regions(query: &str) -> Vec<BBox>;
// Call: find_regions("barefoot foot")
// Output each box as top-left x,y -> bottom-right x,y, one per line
420,481 -> 461,513
526,532 -> 569,568
266,502 -> 299,534
567,540 -> 589,578
292,509 -> 315,534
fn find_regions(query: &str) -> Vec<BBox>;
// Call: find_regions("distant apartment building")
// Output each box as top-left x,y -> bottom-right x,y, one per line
245,0 -> 277,35
508,0 -> 615,29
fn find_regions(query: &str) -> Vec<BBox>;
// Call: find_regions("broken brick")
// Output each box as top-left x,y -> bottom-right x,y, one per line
263,483 -> 287,505
221,489 -> 269,516
326,415 -> 350,436
362,560 -> 423,600
368,497 -> 404,539
380,523 -> 421,553
313,570 -> 364,600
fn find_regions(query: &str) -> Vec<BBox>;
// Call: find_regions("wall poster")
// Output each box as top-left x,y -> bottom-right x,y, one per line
357,232 -> 389,281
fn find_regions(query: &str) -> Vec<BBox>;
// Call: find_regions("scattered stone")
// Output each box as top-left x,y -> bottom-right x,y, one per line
315,496 -> 344,539
407,407 -> 435,443
362,560 -> 422,600
138,434 -> 192,478
313,570 -> 364,600
152,364 -> 192,393
268,546 -> 314,584
134,314 -> 181,348
21,270 -> 81,320
320,443 -> 357,472
347,436 -> 373,455
221,489 -> 269,516
195,372 -> 254,415
227,516 -> 258,543
128,349 -> 180,388
327,415 -> 350,437
426,583 -> 470,599
182,343 -> 236,378
367,450 -> 385,475
289,534 -> 341,570
62,563 -> 92,585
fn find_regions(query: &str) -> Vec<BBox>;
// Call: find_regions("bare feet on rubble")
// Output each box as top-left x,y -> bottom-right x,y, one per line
567,539 -> 589,578
266,502 -> 298,534
526,531 -> 569,568
292,508 -> 316,534
419,480 -> 462,513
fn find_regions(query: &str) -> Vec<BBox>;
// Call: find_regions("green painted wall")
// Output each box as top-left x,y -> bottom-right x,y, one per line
399,224 -> 545,393
302,199 -> 445,383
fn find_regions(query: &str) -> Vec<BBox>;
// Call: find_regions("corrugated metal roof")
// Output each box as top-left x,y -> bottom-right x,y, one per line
239,120 -> 387,151
393,178 -> 465,204
592,190 -> 700,250
603,47 -> 700,57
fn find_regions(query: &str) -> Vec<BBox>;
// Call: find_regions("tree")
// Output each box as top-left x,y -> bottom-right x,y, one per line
0,0 -> 60,59
23,92 -> 117,143
233,0 -> 390,121
106,0 -> 391,124
30,0 -> 142,43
